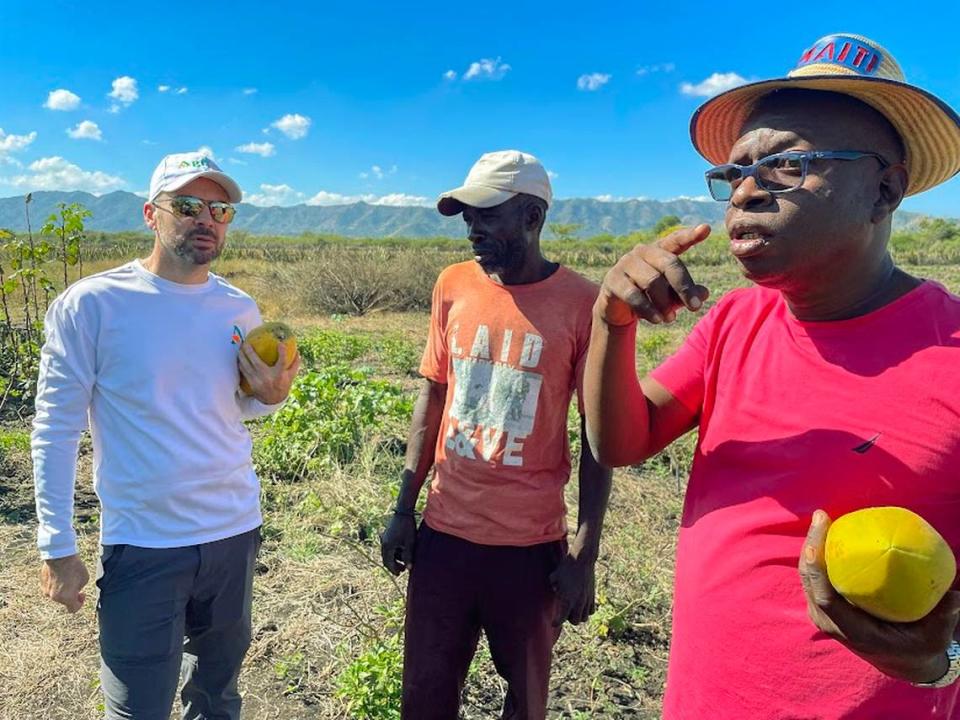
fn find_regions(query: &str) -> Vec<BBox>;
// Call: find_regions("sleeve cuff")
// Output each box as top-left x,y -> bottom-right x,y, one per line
38,536 -> 79,561
238,393 -> 285,420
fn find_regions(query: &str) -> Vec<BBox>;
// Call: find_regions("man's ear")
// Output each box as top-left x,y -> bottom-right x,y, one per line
143,201 -> 158,231
525,201 -> 545,232
872,164 -> 908,224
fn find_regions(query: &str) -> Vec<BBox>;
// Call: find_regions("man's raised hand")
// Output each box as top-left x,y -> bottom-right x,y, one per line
595,224 -> 712,326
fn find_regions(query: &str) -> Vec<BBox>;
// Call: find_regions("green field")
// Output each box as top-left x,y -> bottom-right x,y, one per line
3,215 -> 960,719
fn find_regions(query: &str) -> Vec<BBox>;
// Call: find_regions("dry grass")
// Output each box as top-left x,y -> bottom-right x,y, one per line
0,433 -> 681,719
4,243 -> 960,720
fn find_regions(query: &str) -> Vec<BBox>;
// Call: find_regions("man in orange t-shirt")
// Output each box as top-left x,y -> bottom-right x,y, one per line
380,150 -> 612,720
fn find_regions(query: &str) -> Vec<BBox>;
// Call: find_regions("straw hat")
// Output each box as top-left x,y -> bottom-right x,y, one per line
690,33 -> 960,196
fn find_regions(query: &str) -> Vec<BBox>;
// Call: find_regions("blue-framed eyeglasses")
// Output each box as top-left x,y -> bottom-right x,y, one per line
704,150 -> 890,202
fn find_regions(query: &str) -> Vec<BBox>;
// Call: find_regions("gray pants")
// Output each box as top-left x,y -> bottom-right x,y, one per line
96,528 -> 261,720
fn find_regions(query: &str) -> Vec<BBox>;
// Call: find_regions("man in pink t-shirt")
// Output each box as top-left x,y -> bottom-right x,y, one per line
585,34 -> 960,719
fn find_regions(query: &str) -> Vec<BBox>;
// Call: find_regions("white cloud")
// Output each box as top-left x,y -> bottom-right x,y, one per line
247,183 -> 306,207
269,113 -> 311,140
636,62 -> 676,76
669,194 -> 712,202
577,73 -> 611,91
1,156 -> 124,194
133,189 -> 149,198
306,191 -> 430,207
680,72 -> 748,97
242,88 -> 258,95
176,87 -> 188,95
594,194 -> 651,202
235,142 -> 275,157
66,120 -> 102,141
361,164 -> 397,180
306,191 -> 360,206
44,89 -> 81,111
108,76 -> 139,106
228,157 -> 247,166
197,146 -> 216,159
0,128 -> 38,155
547,170 -> 559,180
443,70 -> 457,81
373,193 -> 430,207
158,85 -> 171,93
464,57 -> 511,81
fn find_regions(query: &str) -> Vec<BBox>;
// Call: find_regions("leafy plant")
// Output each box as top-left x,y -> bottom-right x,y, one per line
0,429 -> 30,454
336,601 -> 404,720
589,590 -> 631,640
273,650 -> 308,695
377,335 -> 420,376
254,365 -> 413,477
653,215 -> 683,237
0,199 -> 91,416
298,329 -> 375,368
40,202 -> 91,286
547,222 -> 582,242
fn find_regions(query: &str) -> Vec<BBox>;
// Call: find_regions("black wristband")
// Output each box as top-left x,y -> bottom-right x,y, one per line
393,508 -> 419,517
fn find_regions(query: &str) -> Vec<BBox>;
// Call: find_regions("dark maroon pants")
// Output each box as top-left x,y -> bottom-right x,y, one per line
402,522 -> 565,720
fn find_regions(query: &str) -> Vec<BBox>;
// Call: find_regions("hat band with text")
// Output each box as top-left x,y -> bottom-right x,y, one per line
795,35 -> 884,76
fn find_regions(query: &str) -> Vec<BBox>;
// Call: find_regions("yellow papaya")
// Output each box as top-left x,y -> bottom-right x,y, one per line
239,321 -> 297,395
825,506 -> 956,622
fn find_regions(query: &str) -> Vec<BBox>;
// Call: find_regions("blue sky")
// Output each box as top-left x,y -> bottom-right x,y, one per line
2,1 -> 960,216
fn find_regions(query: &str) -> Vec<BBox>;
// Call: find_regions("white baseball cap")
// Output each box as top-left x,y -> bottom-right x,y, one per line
148,152 -> 243,203
437,150 -> 552,216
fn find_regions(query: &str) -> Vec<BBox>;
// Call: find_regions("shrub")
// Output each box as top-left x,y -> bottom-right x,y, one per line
270,247 -> 455,316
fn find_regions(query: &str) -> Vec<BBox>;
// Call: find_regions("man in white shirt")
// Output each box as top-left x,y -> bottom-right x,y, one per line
31,151 -> 299,720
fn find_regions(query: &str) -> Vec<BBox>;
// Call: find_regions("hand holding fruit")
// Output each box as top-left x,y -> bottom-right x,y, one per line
238,322 -> 301,405
799,509 -> 960,683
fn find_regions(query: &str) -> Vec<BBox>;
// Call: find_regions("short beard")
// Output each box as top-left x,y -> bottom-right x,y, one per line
171,229 -> 223,265
479,238 -> 526,275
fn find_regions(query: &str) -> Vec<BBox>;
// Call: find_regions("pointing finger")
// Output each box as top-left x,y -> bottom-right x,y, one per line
655,223 -> 712,256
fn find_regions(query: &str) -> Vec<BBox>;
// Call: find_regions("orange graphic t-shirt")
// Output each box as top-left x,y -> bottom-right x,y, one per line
419,261 -> 598,546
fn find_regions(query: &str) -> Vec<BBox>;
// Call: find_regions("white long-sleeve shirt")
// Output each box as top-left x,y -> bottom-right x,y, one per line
32,259 -> 280,559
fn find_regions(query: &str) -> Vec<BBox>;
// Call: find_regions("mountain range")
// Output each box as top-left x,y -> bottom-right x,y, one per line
0,190 -> 934,238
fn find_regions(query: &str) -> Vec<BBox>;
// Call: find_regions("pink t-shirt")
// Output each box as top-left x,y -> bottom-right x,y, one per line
651,281 -> 960,720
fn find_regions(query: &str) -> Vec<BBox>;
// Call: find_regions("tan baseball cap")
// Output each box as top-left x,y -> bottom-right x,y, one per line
437,150 -> 552,216
149,151 -> 243,203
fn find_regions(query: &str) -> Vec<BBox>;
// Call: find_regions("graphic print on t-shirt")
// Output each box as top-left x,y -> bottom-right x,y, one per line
445,322 -> 543,467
